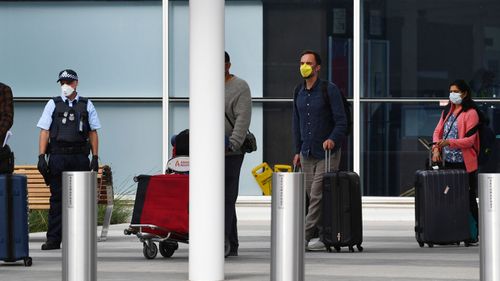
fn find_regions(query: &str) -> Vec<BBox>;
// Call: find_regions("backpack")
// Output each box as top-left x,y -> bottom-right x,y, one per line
173,129 -> 189,156
293,80 -> 352,136
464,109 -> 496,166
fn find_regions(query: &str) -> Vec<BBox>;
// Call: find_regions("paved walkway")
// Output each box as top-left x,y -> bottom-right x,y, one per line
0,218 -> 479,281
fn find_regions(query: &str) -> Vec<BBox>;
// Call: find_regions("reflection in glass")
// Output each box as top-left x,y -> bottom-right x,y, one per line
361,102 -> 500,196
362,0 -> 500,98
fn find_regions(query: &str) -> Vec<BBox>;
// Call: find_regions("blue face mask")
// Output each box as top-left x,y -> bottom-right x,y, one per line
449,92 -> 462,104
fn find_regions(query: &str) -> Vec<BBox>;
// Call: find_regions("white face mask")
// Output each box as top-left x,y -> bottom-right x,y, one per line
449,92 -> 462,104
61,84 -> 74,97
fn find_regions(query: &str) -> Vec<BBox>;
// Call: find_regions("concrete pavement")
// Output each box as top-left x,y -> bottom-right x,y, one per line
0,198 -> 480,281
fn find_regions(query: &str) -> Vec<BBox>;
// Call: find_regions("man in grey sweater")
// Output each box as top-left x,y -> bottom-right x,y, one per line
224,51 -> 252,257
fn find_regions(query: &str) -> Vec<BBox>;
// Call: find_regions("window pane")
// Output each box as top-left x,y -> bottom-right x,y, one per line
362,0 -> 500,98
362,102 -> 442,196
263,1 -> 354,98
361,101 -> 500,196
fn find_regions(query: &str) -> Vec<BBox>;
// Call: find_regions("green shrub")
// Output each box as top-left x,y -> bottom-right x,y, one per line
29,210 -> 49,233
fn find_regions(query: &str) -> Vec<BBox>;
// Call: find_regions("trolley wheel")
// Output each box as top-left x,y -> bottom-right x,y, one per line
334,246 -> 341,252
24,257 -> 32,267
418,241 -> 425,248
143,242 -> 158,259
348,246 -> 355,253
356,245 -> 364,252
464,241 -> 471,247
159,241 -> 178,258
224,237 -> 231,257
427,243 -> 434,248
326,246 -> 332,253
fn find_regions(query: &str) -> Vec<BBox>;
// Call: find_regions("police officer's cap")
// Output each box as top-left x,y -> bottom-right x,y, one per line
57,69 -> 78,82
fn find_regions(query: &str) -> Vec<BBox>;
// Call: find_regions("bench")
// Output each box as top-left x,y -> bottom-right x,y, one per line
13,165 -> 114,241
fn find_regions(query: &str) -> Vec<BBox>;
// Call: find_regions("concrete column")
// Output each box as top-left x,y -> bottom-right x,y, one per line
162,0 -> 169,172
353,0 -> 363,176
189,0 -> 225,280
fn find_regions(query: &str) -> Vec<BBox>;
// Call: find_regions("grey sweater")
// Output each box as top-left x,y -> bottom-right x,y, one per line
225,75 -> 252,154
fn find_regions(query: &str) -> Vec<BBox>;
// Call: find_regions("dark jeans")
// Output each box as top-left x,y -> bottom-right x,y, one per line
444,162 -> 479,225
46,153 -> 90,243
225,154 -> 244,251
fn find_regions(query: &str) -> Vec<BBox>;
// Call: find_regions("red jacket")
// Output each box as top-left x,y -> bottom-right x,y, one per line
433,104 -> 480,173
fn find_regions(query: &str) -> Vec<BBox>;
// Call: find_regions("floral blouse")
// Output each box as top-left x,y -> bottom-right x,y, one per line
443,114 -> 464,163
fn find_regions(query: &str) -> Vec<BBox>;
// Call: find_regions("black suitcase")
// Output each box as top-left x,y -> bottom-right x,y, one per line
0,174 -> 32,266
321,151 -> 363,252
414,169 -> 471,247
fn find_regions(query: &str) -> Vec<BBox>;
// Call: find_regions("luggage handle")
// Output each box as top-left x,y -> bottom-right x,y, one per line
428,142 -> 446,169
325,149 -> 332,173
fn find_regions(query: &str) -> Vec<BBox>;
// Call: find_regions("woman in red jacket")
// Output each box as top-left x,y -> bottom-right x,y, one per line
432,79 -> 480,238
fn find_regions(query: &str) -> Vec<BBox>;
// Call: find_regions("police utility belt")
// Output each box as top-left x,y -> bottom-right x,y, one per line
48,142 -> 90,155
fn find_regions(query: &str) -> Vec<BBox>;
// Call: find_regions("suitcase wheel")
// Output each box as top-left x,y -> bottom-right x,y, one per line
356,245 -> 364,252
143,242 -> 158,259
23,257 -> 32,267
427,243 -> 434,248
418,242 -> 425,248
464,241 -> 470,247
348,246 -> 355,253
159,241 -> 178,258
326,246 -> 332,253
124,228 -> 133,235
334,246 -> 341,252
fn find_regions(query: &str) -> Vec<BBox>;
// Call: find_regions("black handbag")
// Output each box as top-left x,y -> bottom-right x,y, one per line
0,145 -> 14,174
241,131 -> 257,153
225,113 -> 257,153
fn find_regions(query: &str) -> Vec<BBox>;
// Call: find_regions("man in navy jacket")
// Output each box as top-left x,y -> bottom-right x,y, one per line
292,50 -> 347,251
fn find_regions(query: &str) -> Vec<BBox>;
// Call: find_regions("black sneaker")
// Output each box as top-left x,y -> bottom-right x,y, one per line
41,241 -> 60,250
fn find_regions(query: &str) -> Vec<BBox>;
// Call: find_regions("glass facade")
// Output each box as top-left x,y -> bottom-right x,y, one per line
260,0 -> 500,195
6,0 -> 500,195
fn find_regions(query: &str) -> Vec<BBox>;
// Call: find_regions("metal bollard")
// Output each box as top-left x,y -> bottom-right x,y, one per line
271,172 -> 304,281
62,171 -> 97,281
479,173 -> 500,281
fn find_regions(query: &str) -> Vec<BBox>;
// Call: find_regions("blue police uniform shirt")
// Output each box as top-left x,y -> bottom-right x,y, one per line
37,93 -> 101,131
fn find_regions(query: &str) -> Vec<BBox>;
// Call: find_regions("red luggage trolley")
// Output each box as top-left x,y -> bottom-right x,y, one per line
124,172 -> 189,259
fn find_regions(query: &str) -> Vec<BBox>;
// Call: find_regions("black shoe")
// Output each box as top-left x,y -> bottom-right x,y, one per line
41,241 -> 60,250
227,245 -> 238,257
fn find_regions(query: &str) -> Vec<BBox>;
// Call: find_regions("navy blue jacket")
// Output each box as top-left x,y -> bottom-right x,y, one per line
292,79 -> 347,159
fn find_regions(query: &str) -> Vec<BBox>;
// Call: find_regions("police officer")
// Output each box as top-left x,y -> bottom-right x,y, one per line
37,69 -> 101,250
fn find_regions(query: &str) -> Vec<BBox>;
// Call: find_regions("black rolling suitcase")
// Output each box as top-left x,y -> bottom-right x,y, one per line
321,151 -> 363,253
0,174 -> 32,266
414,169 -> 471,247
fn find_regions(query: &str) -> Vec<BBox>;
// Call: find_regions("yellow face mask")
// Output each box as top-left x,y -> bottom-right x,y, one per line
300,63 -> 313,78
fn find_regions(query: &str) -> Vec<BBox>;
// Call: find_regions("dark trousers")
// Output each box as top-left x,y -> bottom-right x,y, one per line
46,153 -> 90,243
444,162 -> 479,225
225,154 -> 244,251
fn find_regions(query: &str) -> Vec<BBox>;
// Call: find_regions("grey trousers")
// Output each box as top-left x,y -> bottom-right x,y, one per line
300,150 -> 341,241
